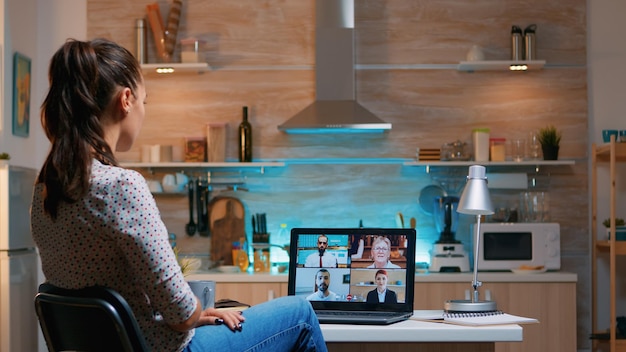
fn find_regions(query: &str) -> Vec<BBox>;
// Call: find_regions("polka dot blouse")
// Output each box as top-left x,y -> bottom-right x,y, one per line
31,160 -> 197,352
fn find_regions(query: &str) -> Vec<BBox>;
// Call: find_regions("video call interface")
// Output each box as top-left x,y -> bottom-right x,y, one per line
292,233 -> 409,304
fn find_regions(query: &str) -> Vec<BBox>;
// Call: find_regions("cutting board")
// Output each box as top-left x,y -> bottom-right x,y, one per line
209,196 -> 245,266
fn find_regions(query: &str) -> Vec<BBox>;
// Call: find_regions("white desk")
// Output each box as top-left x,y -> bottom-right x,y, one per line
321,311 -> 522,352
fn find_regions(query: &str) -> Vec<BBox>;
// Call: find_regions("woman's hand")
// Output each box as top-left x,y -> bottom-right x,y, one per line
197,308 -> 246,332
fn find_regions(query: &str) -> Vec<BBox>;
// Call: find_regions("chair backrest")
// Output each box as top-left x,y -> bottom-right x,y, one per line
34,283 -> 150,352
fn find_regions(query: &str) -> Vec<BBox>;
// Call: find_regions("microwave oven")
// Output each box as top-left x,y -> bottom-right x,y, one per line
471,222 -> 560,271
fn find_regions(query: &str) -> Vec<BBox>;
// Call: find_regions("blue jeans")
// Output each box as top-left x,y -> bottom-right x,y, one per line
183,296 -> 328,352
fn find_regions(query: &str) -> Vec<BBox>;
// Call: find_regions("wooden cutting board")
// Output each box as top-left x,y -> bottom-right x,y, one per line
209,196 -> 245,266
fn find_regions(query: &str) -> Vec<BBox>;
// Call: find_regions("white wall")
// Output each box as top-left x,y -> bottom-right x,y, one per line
18,1 -> 86,351
0,0 -> 85,170
33,0 -> 87,168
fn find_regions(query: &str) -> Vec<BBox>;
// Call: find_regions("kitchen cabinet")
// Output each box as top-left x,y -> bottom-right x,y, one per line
591,136 -> 626,352
214,282 -> 287,306
416,281 -> 576,352
189,272 -> 576,352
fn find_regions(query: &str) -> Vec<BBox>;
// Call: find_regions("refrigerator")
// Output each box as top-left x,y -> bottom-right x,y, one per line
0,164 -> 38,352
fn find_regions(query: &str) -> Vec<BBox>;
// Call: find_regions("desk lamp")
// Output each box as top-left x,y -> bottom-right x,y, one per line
444,165 -> 497,312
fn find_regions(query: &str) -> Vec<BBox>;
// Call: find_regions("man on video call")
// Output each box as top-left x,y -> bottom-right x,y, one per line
304,234 -> 338,268
306,269 -> 337,301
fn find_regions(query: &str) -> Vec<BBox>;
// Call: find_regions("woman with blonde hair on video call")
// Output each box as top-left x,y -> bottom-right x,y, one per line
367,236 -> 400,269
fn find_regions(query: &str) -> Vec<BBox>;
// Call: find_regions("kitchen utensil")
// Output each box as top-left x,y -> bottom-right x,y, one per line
418,184 -> 447,215
196,178 -> 210,236
395,212 -> 404,228
209,197 -> 245,267
410,217 -> 416,229
185,180 -> 196,236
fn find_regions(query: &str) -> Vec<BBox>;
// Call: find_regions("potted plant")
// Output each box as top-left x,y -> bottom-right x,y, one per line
0,153 -> 10,165
603,218 -> 626,240
537,125 -> 561,160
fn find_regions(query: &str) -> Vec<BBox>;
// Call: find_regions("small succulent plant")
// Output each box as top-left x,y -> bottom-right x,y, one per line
603,218 -> 625,228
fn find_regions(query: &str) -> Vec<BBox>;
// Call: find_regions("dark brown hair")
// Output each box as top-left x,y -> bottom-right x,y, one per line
39,38 -> 142,219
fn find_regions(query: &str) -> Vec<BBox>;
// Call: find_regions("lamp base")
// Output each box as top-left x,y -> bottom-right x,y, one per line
444,299 -> 497,312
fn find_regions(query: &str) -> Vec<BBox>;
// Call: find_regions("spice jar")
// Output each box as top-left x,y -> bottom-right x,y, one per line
489,138 -> 506,161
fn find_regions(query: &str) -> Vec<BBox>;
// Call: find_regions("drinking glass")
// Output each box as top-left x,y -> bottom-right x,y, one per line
511,139 -> 526,162
528,131 -> 541,160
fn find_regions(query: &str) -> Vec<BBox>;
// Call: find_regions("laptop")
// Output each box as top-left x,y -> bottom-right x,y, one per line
288,228 -> 416,325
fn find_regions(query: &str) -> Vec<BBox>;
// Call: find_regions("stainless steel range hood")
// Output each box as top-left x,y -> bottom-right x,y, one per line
278,0 -> 391,134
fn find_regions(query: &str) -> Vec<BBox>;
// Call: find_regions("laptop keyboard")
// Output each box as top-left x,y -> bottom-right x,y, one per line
318,311 -> 403,317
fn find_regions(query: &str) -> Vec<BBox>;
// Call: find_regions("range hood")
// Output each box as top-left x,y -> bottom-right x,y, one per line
278,0 -> 391,134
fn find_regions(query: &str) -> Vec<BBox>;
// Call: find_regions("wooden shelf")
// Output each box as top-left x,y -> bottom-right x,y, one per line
457,60 -> 546,72
596,241 -> 626,255
594,142 -> 626,162
592,135 -> 624,352
141,62 -> 210,74
120,161 -> 285,173
404,159 -> 575,167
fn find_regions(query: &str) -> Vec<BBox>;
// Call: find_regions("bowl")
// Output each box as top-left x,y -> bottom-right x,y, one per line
162,183 -> 186,193
217,265 -> 239,273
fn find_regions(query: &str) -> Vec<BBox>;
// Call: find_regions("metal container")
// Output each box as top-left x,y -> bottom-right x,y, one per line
524,24 -> 537,60
135,18 -> 147,64
511,25 -> 523,61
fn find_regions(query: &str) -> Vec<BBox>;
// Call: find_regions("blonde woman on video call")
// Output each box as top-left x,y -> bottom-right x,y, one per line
367,236 -> 401,269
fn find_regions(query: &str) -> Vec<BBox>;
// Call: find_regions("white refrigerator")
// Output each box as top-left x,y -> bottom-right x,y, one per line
0,164 -> 38,352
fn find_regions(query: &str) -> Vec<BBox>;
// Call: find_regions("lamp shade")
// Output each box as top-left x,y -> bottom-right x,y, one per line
457,165 -> 494,216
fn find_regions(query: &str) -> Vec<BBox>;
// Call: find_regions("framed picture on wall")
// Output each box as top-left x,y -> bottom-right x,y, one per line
12,52 -> 31,138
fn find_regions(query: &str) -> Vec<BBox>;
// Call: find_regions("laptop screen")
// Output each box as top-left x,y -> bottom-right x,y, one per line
288,228 -> 416,313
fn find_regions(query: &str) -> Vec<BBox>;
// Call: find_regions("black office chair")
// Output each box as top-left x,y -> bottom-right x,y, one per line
34,283 -> 150,352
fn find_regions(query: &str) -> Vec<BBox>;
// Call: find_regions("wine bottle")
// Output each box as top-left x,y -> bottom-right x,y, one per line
238,106 -> 252,162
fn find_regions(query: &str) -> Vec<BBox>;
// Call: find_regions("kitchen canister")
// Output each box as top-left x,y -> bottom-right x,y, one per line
472,128 -> 490,162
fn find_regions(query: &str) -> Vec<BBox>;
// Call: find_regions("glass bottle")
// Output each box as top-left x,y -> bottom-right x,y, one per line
238,106 -> 252,162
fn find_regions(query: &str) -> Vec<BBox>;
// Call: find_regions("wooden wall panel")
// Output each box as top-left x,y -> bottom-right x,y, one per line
86,0 -> 589,348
